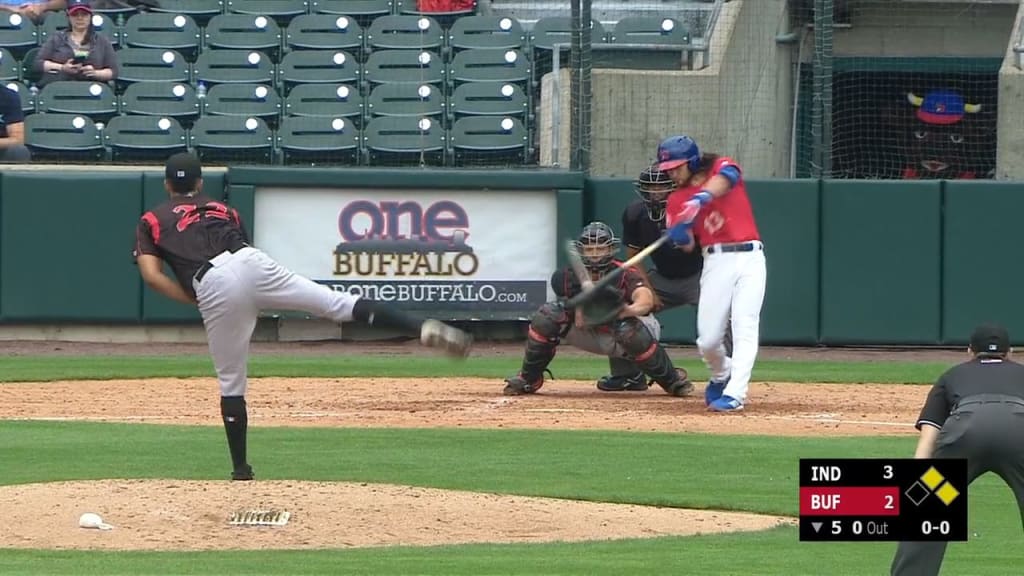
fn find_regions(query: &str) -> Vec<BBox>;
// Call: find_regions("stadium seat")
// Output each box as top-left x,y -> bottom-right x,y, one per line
449,115 -> 527,166
448,48 -> 530,87
225,0 -> 307,24
529,17 -> 606,52
276,116 -> 360,165
194,49 -> 275,85
608,17 -> 691,46
119,81 -> 200,127
284,83 -> 363,126
449,81 -> 527,122
115,48 -> 190,87
36,81 -> 118,123
363,49 -> 443,88
204,14 -> 283,61
365,15 -> 443,53
3,81 -> 34,114
367,82 -> 444,121
309,0 -> 390,27
25,113 -> 105,161
285,14 -> 363,55
122,13 -> 202,61
20,47 -> 39,85
190,115 -> 274,164
0,47 -> 17,81
149,0 -> 224,26
0,13 -> 38,60
40,12 -> 119,47
203,83 -> 283,129
363,115 -> 445,166
448,16 -> 524,52
103,115 -> 188,161
278,50 -> 361,95
90,1 -> 137,19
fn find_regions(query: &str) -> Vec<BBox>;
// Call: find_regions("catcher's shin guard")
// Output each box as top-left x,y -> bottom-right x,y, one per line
504,302 -> 568,395
613,318 -> 694,397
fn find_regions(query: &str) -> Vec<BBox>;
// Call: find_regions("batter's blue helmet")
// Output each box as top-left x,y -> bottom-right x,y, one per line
656,135 -> 701,173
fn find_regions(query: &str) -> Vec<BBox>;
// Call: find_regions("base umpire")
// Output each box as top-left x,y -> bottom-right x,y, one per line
891,322 -> 1024,575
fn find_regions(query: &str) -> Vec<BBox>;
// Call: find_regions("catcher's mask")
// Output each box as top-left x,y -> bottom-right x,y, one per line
635,164 -> 675,222
575,221 -> 620,274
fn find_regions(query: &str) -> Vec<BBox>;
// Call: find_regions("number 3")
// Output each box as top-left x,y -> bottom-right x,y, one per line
883,465 -> 893,479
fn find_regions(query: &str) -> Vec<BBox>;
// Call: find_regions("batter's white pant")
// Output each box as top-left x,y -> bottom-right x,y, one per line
696,242 -> 766,403
193,247 -> 359,397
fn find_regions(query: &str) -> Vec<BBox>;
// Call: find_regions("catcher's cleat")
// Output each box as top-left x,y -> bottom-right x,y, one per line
503,371 -> 546,395
596,373 -> 649,392
655,368 -> 695,397
420,320 -> 473,358
232,464 -> 254,481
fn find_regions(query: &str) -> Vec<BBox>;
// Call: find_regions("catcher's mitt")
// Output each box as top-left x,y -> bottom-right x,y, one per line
575,283 -> 625,327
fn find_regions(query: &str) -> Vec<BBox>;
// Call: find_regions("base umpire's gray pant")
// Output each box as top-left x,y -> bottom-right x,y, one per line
891,394 -> 1024,576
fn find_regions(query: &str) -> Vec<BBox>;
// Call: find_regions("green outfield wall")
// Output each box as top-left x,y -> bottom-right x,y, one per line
0,166 -> 1021,346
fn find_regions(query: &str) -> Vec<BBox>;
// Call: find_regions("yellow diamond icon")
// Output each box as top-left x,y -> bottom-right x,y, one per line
921,466 -> 945,490
935,482 -> 960,505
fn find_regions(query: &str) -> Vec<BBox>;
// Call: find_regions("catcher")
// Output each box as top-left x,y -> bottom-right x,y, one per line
502,221 -> 693,397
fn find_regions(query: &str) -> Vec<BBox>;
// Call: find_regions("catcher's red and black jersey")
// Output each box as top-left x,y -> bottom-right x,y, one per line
550,260 -> 647,304
133,193 -> 250,296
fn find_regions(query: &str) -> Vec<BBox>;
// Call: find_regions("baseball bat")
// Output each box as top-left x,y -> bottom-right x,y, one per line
565,239 -> 595,291
565,232 -> 673,309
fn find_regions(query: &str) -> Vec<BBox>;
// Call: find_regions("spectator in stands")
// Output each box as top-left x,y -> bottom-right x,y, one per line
0,84 -> 31,163
35,0 -> 118,86
0,0 -> 66,25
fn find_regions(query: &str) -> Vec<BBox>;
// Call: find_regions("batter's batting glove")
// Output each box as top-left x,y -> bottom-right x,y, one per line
667,220 -> 693,245
674,190 -> 714,225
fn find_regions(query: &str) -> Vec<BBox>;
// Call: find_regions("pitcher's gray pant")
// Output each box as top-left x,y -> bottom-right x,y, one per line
891,394 -> 1024,576
193,247 -> 359,397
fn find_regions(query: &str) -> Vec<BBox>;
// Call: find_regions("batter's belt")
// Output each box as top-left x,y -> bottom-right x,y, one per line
193,241 -> 250,284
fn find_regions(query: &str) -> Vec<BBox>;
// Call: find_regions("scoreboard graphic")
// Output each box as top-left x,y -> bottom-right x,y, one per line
799,458 -> 968,542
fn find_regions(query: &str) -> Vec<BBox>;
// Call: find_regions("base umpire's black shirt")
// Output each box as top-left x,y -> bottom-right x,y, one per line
916,357 -> 1024,430
134,193 -> 250,297
621,200 -> 702,280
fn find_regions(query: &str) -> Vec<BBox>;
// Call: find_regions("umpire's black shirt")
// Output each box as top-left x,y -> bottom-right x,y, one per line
621,200 -> 702,279
916,357 -> 1024,430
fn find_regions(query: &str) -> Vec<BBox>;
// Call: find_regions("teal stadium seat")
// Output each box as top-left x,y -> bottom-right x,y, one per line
194,49 -> 275,85
286,14 -> 363,55
119,81 -> 200,127
0,13 -> 38,60
0,47 -> 17,81
103,115 -> 188,161
365,15 -> 443,52
363,115 -> 445,166
449,48 -> 530,87
225,0 -> 307,25
278,50 -> 361,94
150,0 -> 224,26
204,14 -> 283,61
608,16 -> 691,46
449,81 -> 527,122
284,83 -> 363,126
4,81 -> 35,114
277,116 -> 360,165
36,80 -> 118,123
529,17 -> 606,52
203,83 -> 283,129
449,115 -> 527,166
190,115 -> 274,164
122,13 -> 202,61
25,113 -> 105,161
20,47 -> 39,85
448,15 -> 524,51
115,48 -> 190,87
40,12 -> 119,47
309,0 -> 390,27
367,82 -> 444,121
363,49 -> 443,88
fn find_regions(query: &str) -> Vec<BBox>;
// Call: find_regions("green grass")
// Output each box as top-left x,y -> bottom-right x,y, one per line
0,354 -> 951,384
2,422 -> 1022,575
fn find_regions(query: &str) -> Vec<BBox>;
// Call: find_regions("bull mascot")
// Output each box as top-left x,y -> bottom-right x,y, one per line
902,89 -> 990,180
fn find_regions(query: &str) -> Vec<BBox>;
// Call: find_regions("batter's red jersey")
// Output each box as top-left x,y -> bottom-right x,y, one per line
665,156 -> 760,245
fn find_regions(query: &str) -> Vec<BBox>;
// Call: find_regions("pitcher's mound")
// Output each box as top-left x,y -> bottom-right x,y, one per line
0,480 -> 794,551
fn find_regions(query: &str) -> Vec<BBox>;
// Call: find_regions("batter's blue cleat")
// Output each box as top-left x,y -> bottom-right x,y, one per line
704,379 -> 727,406
708,395 -> 744,412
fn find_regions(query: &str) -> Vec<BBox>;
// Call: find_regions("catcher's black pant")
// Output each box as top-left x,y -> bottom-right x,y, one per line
891,394 -> 1024,576
607,269 -> 732,378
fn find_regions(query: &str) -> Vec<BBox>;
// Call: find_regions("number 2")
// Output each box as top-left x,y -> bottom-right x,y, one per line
883,465 -> 893,479
884,495 -> 894,510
